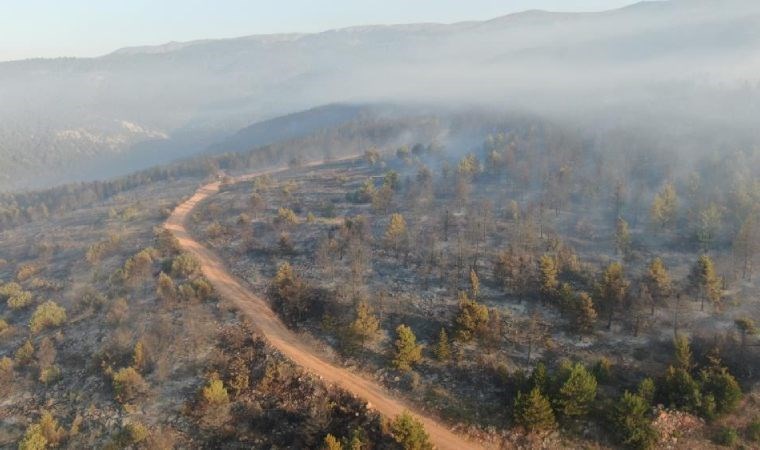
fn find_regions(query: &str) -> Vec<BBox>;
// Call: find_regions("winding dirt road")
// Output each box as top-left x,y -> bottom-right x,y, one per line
164,159 -> 480,450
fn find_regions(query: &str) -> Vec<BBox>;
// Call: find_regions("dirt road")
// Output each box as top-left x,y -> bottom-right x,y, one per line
164,159 -> 481,450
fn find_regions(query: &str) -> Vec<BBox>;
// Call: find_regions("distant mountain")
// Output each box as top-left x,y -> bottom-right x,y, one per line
206,104 -> 371,154
2,0 -> 760,191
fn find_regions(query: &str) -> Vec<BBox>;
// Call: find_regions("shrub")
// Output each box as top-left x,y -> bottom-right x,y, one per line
390,411 -> 433,450
106,298 -> 129,324
746,418 -> 760,442
29,301 -> 67,333
638,377 -> 656,405
347,179 -> 376,204
39,365 -> 61,385
156,272 -> 176,302
77,288 -> 106,312
19,411 -> 65,450
18,424 -> 47,450
0,318 -> 8,333
15,340 -> 35,364
323,434 -> 343,450
275,207 -> 298,226
16,263 -> 38,282
8,291 -> 33,310
1,282 -> 33,310
155,228 -> 181,255
123,248 -> 157,281
593,357 -> 613,382
191,277 -> 214,301
133,340 -> 148,372
205,221 -> 224,239
123,422 -> 150,445
225,356 -> 250,395
38,411 -> 66,446
202,379 -> 229,407
112,367 -> 148,403
178,283 -> 197,302
714,426 -> 739,447
0,356 -> 14,383
171,253 -> 200,278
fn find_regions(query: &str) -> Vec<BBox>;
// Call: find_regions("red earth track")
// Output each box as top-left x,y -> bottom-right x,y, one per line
164,158 -> 481,450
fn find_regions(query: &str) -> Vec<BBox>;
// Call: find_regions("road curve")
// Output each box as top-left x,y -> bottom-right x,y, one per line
164,158 -> 481,450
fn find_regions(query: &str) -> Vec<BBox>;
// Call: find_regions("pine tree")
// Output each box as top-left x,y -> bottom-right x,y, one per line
453,291 -> 489,342
644,258 -> 671,315
662,335 -> 703,411
734,213 -> 759,280
699,361 -> 742,416
673,334 -> 693,371
557,363 -> 597,419
513,387 -> 557,432
650,183 -> 678,230
662,365 -> 701,412
689,254 -> 721,311
348,428 -> 366,450
385,213 -> 407,258
638,378 -> 655,405
37,411 -> 65,446
392,324 -> 422,372
434,328 -> 451,362
615,217 -> 631,256
133,340 -> 147,372
735,317 -> 757,370
268,262 -> 308,323
538,255 -> 559,302
598,262 -> 627,329
156,272 -> 176,302
695,203 -> 722,252
613,391 -> 657,450
469,269 -> 480,299
572,292 -> 597,335
390,411 -> 433,450
528,362 -> 549,393
349,300 -> 380,348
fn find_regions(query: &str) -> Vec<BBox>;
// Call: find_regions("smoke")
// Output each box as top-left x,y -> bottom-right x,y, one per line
1,0 -> 760,189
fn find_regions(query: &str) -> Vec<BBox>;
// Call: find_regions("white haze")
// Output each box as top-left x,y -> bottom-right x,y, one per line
1,0 -> 759,190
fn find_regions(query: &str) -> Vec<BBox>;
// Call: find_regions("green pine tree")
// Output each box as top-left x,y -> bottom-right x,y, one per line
514,387 -> 556,432
557,363 -> 597,419
434,328 -> 451,362
392,324 -> 422,372
613,391 -> 657,450
390,411 -> 433,450
538,255 -> 559,302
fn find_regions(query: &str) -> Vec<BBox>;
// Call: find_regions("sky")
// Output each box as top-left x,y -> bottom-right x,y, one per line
1,0 -> 640,62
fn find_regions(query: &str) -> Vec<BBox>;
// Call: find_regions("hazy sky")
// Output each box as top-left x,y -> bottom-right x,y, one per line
1,0 -> 641,61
